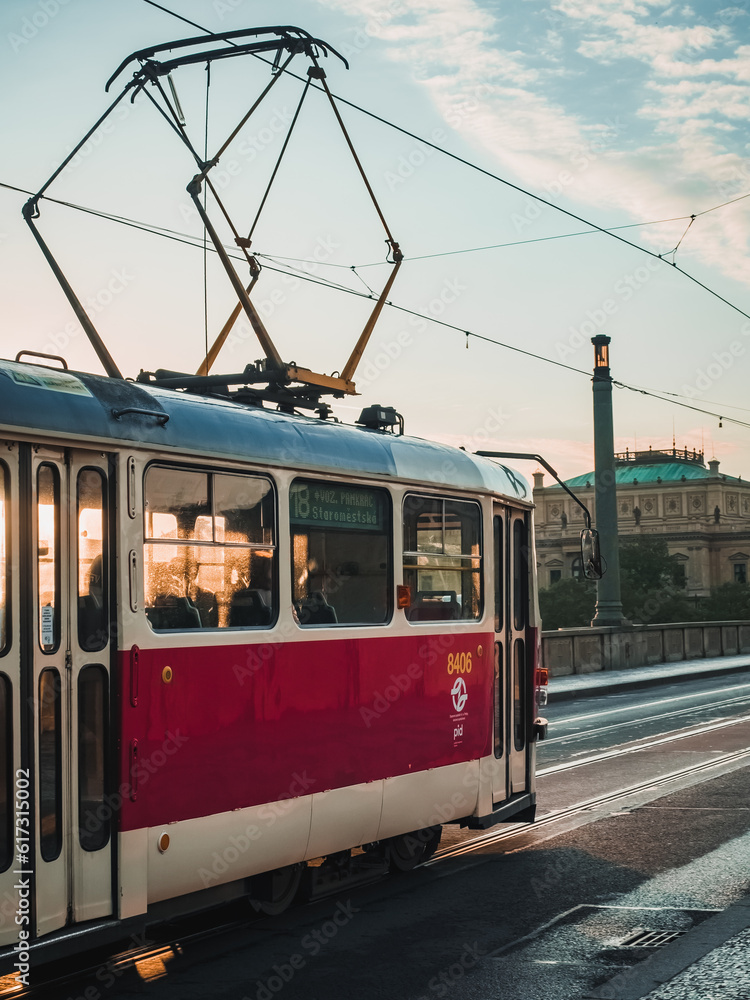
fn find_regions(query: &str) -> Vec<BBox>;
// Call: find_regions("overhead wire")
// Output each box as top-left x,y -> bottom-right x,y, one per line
7,182 -> 750,427
10,1 -> 750,430
259,217 -> 698,270
694,191 -> 750,217
136,0 -> 750,329
612,382 -> 750,431
2,177 -> 749,430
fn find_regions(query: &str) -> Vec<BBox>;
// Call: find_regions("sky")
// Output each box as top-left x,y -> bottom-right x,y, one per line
1,0 -> 749,481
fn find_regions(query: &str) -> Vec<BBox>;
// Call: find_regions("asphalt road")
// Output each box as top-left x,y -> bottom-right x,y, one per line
539,667 -> 750,768
35,670 -> 750,1000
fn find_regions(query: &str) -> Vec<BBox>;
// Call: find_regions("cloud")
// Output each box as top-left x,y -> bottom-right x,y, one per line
317,0 -> 750,283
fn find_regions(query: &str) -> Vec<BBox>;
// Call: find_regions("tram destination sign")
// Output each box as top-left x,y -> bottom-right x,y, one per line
290,482 -> 385,531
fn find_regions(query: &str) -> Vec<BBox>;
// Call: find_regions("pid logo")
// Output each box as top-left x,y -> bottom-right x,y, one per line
451,677 -> 468,713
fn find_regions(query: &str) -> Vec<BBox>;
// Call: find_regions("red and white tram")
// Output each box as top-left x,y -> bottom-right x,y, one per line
0,357 -> 554,963
1,25 -> 603,969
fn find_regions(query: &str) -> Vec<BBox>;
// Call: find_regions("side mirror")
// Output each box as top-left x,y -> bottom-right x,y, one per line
580,528 -> 603,580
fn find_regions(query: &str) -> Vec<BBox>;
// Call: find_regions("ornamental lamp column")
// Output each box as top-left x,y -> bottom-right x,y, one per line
590,334 -> 625,626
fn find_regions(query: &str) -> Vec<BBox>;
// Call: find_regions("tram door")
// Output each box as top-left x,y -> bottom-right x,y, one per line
0,444 -> 113,945
492,506 -> 529,803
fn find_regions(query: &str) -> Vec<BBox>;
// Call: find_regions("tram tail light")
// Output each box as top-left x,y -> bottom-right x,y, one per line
397,585 -> 411,609
535,667 -> 548,709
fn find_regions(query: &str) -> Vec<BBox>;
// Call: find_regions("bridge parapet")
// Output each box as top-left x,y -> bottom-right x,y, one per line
542,621 -> 750,675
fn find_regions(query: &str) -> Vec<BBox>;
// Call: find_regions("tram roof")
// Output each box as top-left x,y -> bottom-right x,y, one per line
0,360 -> 530,500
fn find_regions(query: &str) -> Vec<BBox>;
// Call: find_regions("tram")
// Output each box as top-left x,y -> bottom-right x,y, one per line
1,26 -> 601,967
0,359 -> 558,962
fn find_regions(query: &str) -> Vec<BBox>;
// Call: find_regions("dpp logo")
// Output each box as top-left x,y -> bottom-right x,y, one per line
451,677 -> 468,713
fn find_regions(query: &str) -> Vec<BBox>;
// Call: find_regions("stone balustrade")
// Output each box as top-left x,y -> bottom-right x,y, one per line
542,621 -> 750,676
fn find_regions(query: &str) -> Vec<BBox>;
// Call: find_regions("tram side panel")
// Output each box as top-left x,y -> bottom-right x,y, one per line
112,454 -> 527,912
116,638 -> 493,903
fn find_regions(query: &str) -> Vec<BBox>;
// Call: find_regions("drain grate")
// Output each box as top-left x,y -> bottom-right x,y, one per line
616,928 -> 687,949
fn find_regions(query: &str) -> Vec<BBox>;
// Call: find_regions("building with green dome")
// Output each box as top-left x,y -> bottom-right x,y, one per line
533,447 -> 750,596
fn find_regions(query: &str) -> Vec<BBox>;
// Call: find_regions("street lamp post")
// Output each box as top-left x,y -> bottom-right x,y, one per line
591,334 -> 625,626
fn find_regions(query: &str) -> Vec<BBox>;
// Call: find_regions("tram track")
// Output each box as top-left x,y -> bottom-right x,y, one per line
544,684 -> 750,747
5,715 -> 750,999
431,715 -> 750,864
538,711 -> 750,776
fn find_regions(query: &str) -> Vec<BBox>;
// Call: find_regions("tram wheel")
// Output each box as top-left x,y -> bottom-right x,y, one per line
421,825 -> 442,862
250,865 -> 303,916
387,826 -> 442,873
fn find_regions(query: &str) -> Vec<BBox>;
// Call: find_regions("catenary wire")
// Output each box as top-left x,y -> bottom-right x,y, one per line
132,6 -> 750,429
256,217 -> 695,270
5,178 -> 749,432
136,0 -> 750,331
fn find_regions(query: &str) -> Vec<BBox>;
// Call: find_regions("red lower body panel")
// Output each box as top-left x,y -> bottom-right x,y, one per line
117,631 -> 493,831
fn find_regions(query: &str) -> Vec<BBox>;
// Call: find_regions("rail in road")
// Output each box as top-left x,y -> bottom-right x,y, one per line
433,714 -> 750,863
5,690 -> 750,998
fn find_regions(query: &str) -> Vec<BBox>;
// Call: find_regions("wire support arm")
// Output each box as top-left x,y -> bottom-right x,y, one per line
21,201 -> 124,379
341,254 -> 403,383
309,57 -> 396,245
194,48 -> 299,184
246,75 -> 312,243
187,176 -> 284,367
29,83 -> 135,202
196,265 -> 261,376
106,25 -> 348,91
475,451 -> 593,529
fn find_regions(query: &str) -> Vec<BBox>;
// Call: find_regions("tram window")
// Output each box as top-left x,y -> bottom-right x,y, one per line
37,464 -> 60,653
78,666 -> 110,852
144,467 -> 209,539
39,669 -> 62,862
77,469 -> 108,652
513,639 -> 526,752
0,674 -> 11,872
403,495 -> 482,622
493,514 -> 503,633
513,518 -> 528,632
144,466 -> 276,630
493,646 -> 503,759
0,463 -> 9,656
290,479 -> 392,626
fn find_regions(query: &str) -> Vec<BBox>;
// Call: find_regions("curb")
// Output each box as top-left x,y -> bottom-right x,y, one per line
584,893 -> 750,999
547,658 -> 750,703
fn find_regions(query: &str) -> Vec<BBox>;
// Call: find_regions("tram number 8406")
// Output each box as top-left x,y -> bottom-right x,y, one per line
447,652 -> 472,675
